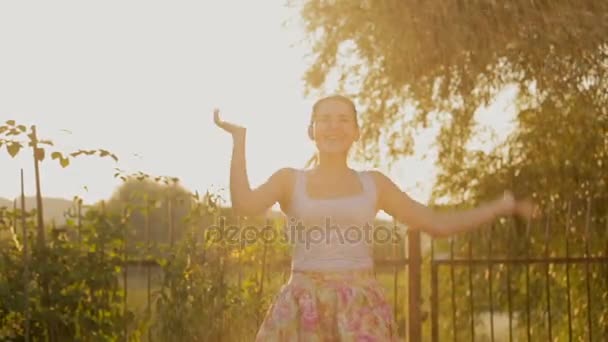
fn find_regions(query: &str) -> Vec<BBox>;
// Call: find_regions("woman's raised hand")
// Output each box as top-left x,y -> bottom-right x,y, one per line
501,190 -> 542,221
213,108 -> 246,138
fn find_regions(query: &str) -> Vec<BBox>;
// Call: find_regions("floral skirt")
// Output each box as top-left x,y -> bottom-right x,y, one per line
255,268 -> 399,341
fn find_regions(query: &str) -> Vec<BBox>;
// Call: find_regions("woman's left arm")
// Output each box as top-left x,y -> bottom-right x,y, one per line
370,171 -> 538,239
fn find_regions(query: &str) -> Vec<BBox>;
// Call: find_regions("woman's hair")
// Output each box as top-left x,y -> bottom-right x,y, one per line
305,95 -> 359,168
309,95 -> 358,127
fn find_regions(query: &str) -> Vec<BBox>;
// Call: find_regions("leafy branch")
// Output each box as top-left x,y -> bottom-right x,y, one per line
0,120 -> 119,168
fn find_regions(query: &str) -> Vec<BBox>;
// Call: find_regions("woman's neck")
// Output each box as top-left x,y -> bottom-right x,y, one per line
314,152 -> 351,177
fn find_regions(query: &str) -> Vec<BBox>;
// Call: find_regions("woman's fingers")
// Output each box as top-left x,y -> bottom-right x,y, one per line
212,108 -> 246,136
515,198 -> 542,220
502,190 -> 516,213
500,191 -> 542,221
213,108 -> 220,123
213,108 -> 232,132
214,108 -> 226,129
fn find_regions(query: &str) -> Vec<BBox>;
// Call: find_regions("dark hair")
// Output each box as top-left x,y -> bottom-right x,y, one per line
305,95 -> 359,168
309,94 -> 358,127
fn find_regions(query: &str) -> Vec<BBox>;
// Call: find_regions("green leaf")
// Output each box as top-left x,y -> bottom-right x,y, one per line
0,126 -> 7,134
51,151 -> 62,160
6,142 -> 21,157
60,157 -> 70,168
39,139 -> 54,146
99,149 -> 110,157
17,125 -> 26,132
5,120 -> 15,126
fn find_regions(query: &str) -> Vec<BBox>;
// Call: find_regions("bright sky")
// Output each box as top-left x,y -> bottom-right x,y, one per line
0,1 -> 516,217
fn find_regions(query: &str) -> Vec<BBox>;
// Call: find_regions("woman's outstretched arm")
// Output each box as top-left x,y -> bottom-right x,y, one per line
371,171 -> 538,239
214,109 -> 289,216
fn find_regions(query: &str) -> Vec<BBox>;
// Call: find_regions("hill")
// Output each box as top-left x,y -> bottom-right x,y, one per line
0,196 -> 77,226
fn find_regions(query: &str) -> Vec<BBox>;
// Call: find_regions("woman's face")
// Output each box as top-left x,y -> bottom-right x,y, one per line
310,98 -> 359,154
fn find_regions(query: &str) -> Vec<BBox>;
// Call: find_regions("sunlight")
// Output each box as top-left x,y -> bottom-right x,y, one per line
0,1 -> 315,205
1,1 -> 519,213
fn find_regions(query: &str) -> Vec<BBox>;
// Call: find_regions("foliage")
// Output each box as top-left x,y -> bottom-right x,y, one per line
103,174 -> 194,250
294,0 -> 608,169
0,202 -> 142,341
0,120 -> 119,167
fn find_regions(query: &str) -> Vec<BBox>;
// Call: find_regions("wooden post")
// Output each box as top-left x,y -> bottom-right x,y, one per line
31,126 -> 52,340
31,126 -> 45,249
20,169 -> 30,342
408,229 -> 422,341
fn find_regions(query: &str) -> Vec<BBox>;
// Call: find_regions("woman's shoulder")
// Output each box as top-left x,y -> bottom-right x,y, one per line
357,168 -> 394,191
270,167 -> 301,190
357,168 -> 387,179
273,167 -> 299,179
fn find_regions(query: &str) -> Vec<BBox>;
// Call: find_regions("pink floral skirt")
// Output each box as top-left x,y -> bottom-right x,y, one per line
255,268 -> 399,341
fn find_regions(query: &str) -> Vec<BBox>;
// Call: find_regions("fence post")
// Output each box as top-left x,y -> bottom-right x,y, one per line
31,126 -> 45,249
408,229 -> 422,341
430,235 -> 438,342
20,169 -> 30,342
392,220 -> 399,324
30,125 -> 53,340
145,200 -> 152,342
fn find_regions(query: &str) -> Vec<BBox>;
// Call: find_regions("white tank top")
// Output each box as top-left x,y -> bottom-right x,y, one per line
284,168 -> 378,271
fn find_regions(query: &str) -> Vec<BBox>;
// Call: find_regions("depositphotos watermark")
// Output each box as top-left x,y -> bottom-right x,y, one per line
204,217 -> 404,249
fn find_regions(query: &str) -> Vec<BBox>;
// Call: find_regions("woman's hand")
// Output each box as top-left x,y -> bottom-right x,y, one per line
213,108 -> 246,138
500,190 -> 541,221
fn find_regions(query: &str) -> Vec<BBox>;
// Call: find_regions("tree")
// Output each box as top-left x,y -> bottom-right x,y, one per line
104,177 -> 194,248
295,0 -> 608,171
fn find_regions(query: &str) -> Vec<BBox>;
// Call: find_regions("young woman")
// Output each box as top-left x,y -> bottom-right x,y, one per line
213,95 -> 537,341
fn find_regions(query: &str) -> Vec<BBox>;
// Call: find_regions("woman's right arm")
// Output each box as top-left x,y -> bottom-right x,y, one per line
215,109 -> 290,216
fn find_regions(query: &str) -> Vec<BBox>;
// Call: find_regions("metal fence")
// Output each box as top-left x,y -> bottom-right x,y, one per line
115,198 -> 608,341
4,161 -> 608,341
428,200 -> 608,341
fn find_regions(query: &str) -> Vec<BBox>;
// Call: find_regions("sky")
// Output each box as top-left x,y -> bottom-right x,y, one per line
0,1 -> 517,217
